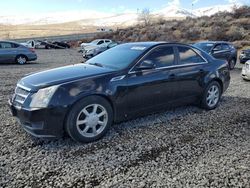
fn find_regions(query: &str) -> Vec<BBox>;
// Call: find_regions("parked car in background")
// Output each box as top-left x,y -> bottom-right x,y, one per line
194,41 -> 237,70
51,41 -> 70,49
239,49 -> 250,64
0,41 -> 37,65
242,60 -> 250,81
82,41 -> 119,59
9,42 -> 230,143
21,40 -> 35,49
80,39 -> 113,49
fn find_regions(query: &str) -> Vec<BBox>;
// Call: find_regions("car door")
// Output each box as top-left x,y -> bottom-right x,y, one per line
211,43 -> 230,61
220,43 -> 232,61
125,45 -> 177,116
169,45 -> 208,105
0,42 -> 17,63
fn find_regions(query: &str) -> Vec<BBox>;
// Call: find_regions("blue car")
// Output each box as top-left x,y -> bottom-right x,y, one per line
0,41 -> 37,65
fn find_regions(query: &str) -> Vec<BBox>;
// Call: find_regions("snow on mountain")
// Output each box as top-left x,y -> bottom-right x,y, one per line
155,5 -> 195,18
0,4 -> 236,26
194,4 -> 234,17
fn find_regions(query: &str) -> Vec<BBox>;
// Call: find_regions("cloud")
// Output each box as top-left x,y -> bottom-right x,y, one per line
167,0 -> 180,7
192,0 -> 199,5
227,0 -> 250,5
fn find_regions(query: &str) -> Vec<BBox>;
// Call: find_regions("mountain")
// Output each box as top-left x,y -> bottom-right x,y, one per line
0,4 -> 236,26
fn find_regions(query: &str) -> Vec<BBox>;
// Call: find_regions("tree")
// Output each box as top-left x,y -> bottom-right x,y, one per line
138,8 -> 152,26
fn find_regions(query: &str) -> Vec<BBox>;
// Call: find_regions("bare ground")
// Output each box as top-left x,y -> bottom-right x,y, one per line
0,49 -> 249,188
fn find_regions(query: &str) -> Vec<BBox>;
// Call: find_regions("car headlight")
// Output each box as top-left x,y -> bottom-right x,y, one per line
30,85 -> 58,108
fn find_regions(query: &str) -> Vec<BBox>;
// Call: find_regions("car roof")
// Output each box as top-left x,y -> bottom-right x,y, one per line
0,40 -> 20,44
196,41 -> 232,45
120,41 -> 195,48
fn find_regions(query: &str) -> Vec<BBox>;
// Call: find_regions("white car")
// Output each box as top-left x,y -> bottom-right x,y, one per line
20,40 -> 35,48
81,39 -> 113,58
242,60 -> 250,81
81,39 -> 112,49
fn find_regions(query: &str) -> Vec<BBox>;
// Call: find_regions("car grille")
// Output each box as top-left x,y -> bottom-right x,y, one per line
13,85 -> 31,108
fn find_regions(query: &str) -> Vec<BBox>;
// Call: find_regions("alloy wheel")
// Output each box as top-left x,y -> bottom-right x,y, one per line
76,104 -> 108,138
206,85 -> 220,108
17,56 -> 27,65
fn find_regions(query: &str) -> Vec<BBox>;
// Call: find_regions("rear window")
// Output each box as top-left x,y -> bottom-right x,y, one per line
178,46 -> 206,65
194,43 -> 214,53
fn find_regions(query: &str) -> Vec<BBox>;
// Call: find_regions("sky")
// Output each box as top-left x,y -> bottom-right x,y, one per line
0,0 -> 249,15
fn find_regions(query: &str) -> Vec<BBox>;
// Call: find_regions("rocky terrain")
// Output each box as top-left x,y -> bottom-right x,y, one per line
0,49 -> 249,187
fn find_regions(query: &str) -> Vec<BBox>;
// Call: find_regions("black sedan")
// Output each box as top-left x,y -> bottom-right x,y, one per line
9,42 -> 230,143
194,41 -> 237,70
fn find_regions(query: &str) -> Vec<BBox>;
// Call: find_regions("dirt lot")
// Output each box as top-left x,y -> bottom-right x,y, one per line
0,49 -> 249,188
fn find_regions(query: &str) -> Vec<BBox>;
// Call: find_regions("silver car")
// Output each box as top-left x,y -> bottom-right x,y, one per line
0,41 -> 37,65
242,60 -> 250,81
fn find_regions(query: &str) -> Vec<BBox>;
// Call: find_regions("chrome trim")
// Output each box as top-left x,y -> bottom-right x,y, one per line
17,84 -> 31,92
15,93 -> 28,99
128,44 -> 208,74
110,75 -> 126,82
129,62 -> 208,74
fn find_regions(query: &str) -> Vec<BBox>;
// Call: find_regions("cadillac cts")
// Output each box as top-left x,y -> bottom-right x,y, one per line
9,42 -> 230,143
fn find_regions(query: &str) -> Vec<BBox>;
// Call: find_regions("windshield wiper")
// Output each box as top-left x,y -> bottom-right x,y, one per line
89,62 -> 104,67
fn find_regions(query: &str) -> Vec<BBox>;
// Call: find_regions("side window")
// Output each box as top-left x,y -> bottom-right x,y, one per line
142,46 -> 175,68
12,43 -> 19,48
213,44 -> 222,51
97,40 -> 104,45
221,44 -> 230,50
105,40 -> 110,43
1,42 -> 12,49
178,46 -> 206,64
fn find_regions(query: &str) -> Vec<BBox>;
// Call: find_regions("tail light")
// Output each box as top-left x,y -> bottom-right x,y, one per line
29,48 -> 35,53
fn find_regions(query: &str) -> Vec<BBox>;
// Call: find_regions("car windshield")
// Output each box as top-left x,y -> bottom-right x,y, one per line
90,40 -> 100,45
194,43 -> 214,53
86,44 -> 148,70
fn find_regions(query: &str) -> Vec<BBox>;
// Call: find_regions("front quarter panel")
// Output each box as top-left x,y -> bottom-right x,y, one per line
49,72 -> 128,121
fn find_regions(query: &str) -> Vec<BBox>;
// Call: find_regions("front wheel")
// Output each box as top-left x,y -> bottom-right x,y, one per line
201,81 -> 222,110
65,96 -> 113,143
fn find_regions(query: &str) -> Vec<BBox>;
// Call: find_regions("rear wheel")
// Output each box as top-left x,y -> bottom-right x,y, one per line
16,55 -> 27,65
65,96 -> 113,143
201,81 -> 222,110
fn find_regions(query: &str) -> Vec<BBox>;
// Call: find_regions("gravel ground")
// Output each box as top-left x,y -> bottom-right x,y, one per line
0,49 -> 249,188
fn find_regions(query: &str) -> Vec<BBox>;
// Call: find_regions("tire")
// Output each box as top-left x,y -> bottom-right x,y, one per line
65,96 -> 113,143
15,55 -> 27,65
200,81 -> 222,110
229,58 -> 236,70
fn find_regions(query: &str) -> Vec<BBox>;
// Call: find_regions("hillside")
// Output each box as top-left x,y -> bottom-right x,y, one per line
0,3 -> 238,39
99,6 -> 250,49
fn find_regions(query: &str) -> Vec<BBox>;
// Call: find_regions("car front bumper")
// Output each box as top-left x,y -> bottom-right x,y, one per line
239,56 -> 250,63
9,100 -> 66,138
242,68 -> 250,80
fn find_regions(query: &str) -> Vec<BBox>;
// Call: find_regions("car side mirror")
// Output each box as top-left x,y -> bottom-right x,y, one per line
137,60 -> 156,70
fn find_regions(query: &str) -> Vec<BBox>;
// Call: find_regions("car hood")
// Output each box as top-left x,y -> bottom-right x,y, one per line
84,45 -> 99,50
19,64 -> 114,91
